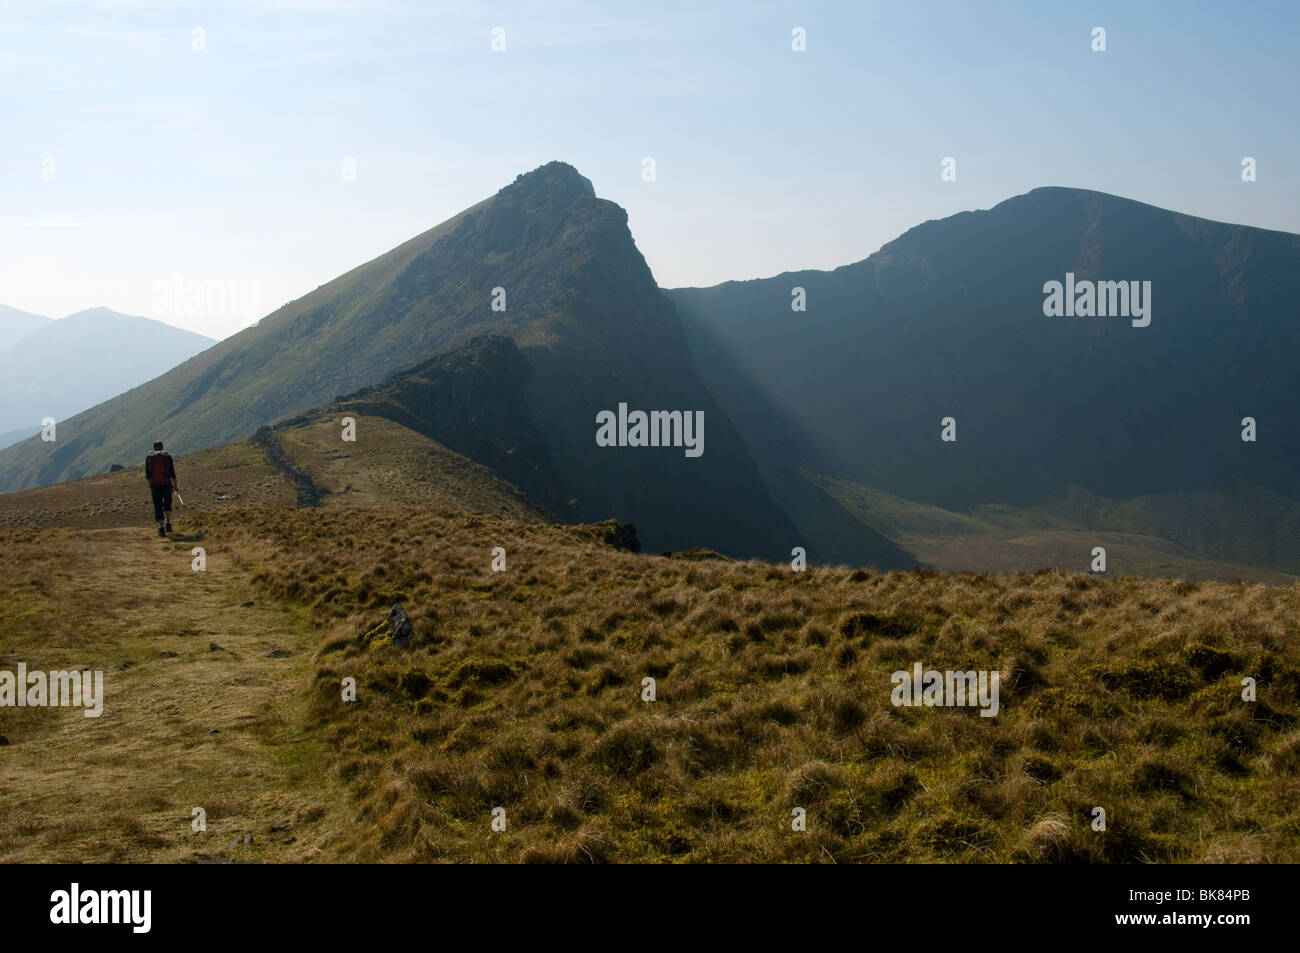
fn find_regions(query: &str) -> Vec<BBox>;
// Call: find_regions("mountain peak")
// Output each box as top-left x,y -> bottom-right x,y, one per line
61,306 -> 130,321
994,185 -> 1249,229
502,161 -> 596,201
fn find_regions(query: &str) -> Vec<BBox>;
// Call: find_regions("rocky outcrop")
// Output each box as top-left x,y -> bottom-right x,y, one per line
338,336 -> 564,515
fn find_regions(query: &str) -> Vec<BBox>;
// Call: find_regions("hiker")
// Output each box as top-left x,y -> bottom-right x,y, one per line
145,440 -> 179,537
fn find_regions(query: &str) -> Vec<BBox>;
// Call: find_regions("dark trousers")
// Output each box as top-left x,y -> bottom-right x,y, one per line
150,485 -> 173,522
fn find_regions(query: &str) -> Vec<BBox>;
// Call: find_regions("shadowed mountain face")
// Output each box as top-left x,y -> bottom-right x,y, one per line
332,335 -> 566,515
0,163 -> 798,558
671,187 -> 1300,572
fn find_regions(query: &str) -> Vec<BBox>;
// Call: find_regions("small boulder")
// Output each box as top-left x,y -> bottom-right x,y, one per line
266,649 -> 291,658
360,604 -> 418,649
389,605 -> 415,648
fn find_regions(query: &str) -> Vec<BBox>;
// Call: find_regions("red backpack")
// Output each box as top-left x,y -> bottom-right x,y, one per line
147,452 -> 173,487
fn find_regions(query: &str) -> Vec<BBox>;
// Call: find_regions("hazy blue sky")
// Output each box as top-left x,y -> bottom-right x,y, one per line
2,0 -> 1297,340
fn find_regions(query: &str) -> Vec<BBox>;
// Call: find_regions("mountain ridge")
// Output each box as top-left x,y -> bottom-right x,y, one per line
0,162 -> 799,559
4,170 -> 1297,573
670,186 -> 1300,575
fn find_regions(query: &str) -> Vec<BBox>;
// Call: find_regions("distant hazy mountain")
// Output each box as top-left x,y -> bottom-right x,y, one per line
0,308 -> 216,450
670,187 -> 1300,574
0,305 -> 52,352
0,426 -> 42,450
0,165 -> 798,558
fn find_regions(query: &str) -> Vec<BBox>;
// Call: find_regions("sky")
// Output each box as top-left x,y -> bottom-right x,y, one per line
2,0 -> 1298,341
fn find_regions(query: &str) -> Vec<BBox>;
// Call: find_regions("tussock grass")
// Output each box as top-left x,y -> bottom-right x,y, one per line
185,506 -> 1300,863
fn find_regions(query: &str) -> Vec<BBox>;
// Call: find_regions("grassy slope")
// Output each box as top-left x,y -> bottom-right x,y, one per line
0,412 -> 546,532
185,506 -> 1300,863
272,413 -> 548,520
0,415 -> 547,862
2,426 -> 1298,863
0,440 -> 296,531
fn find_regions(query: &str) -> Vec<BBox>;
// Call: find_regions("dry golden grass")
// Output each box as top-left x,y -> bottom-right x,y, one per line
0,441 -> 294,531
0,411 -> 540,532
172,505 -> 1300,863
0,525 -> 351,862
3,417 -> 1298,864
273,413 -> 547,519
